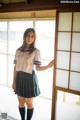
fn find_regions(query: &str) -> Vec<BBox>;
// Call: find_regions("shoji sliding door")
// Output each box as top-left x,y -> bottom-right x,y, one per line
56,11 -> 80,92
52,11 -> 80,120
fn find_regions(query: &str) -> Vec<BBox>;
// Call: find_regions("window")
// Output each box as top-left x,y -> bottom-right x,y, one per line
0,21 -> 55,95
0,19 -> 55,120
35,20 -> 55,99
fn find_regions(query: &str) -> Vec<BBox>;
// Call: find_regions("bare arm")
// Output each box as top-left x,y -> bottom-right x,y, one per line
36,60 -> 54,71
12,65 -> 17,90
13,65 -> 17,83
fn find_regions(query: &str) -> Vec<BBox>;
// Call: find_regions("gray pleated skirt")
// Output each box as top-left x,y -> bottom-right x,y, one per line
14,70 -> 40,98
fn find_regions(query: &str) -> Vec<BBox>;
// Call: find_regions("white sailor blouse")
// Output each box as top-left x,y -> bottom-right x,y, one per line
14,48 -> 42,74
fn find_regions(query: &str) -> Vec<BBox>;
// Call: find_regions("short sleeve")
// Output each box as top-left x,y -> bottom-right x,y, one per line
13,50 -> 17,64
34,49 -> 42,65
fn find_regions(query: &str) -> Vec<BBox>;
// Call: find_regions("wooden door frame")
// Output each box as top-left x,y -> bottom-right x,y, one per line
51,9 -> 80,120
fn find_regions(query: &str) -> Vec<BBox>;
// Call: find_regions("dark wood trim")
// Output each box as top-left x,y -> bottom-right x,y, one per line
58,8 -> 80,12
52,10 -> 80,120
56,68 -> 80,73
55,86 -> 80,95
68,12 -> 74,89
51,10 -> 58,120
0,0 -> 80,12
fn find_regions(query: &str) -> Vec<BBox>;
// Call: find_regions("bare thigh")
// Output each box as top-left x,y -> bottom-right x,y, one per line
17,96 -> 25,108
25,98 -> 34,109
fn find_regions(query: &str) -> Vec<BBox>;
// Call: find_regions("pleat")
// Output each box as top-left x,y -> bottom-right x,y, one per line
14,71 -> 40,98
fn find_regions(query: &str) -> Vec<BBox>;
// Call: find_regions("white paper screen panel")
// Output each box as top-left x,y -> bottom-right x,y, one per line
71,53 -> 80,72
58,12 -> 72,31
73,12 -> 80,31
70,72 -> 80,91
56,12 -> 80,92
57,51 -> 70,70
58,32 -> 71,51
56,70 -> 69,88
72,33 -> 80,52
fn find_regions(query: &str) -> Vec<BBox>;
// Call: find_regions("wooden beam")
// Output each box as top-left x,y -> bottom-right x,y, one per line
0,0 -> 80,12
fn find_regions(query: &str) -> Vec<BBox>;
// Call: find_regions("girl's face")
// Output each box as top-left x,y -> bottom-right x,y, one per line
26,31 -> 35,45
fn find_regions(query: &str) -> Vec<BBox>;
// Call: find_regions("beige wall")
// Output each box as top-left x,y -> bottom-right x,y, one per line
0,10 -> 56,19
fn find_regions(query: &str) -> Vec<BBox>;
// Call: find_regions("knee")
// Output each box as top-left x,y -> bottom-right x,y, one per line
26,100 -> 33,109
18,98 -> 25,108
19,102 -> 25,108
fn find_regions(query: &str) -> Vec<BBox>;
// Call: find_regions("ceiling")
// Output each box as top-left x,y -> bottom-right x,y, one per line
0,0 -> 32,5
0,0 -> 26,3
0,0 -> 79,13
0,0 -> 55,12
0,0 -> 32,7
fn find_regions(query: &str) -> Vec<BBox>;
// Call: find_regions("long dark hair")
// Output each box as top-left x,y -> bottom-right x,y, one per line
19,28 -> 36,54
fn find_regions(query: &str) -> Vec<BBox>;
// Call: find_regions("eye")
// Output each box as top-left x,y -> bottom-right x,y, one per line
27,35 -> 34,38
31,35 -> 34,38
27,35 -> 30,38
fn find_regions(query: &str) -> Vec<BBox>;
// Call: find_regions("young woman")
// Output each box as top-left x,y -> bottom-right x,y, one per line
12,28 -> 54,120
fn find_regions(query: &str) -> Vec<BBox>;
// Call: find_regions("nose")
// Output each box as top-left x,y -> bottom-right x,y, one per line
28,36 -> 32,41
